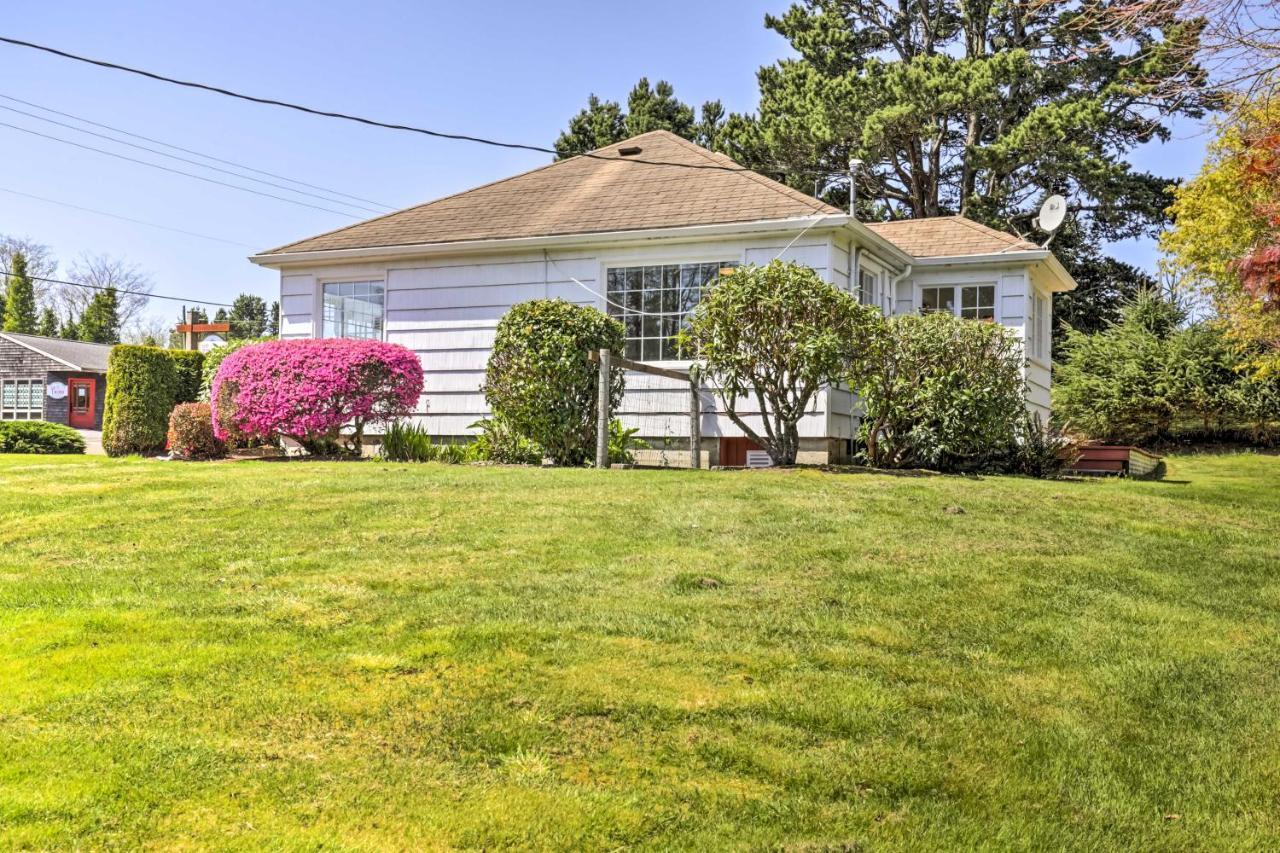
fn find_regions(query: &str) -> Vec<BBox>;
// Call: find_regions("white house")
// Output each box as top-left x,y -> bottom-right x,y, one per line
250,130 -> 1075,465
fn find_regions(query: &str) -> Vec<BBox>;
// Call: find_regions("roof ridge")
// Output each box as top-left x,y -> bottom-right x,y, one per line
657,132 -> 836,215
950,215 -> 1029,246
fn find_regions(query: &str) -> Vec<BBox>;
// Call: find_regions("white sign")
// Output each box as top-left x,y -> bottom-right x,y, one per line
46,381 -> 68,400
197,334 -> 227,353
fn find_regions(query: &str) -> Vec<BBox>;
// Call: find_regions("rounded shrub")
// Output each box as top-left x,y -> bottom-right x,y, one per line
855,312 -> 1027,472
0,421 -> 86,454
102,345 -> 178,457
199,338 -> 267,402
167,402 -> 226,460
211,338 -> 424,455
483,299 -> 624,466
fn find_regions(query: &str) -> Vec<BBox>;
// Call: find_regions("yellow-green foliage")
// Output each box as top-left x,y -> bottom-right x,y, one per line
101,345 -> 177,457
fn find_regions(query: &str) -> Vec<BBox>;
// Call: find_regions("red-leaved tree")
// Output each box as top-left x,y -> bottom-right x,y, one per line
211,339 -> 424,455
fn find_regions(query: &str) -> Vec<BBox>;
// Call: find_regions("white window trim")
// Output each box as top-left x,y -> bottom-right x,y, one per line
317,276 -> 387,341
598,251 -> 747,365
1028,289 -> 1051,368
0,377 -> 46,420
918,282 -> 999,321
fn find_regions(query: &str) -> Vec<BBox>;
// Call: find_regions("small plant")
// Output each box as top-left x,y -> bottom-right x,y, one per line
607,419 -> 649,465
167,402 -> 226,460
380,420 -> 439,462
1005,413 -> 1078,478
0,421 -> 86,454
469,418 -> 543,465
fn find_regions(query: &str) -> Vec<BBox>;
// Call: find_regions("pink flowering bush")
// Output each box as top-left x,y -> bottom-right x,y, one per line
211,339 -> 424,455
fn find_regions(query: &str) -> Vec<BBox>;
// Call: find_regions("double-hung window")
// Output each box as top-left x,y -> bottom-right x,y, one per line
1,378 -> 44,420
322,280 -> 385,339
859,269 -> 877,306
605,261 -> 737,360
921,284 -> 996,321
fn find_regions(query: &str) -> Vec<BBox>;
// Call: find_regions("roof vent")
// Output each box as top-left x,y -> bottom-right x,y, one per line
618,145 -> 643,156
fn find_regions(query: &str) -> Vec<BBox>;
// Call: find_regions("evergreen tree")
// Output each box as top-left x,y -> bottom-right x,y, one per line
213,308 -> 228,323
228,293 -> 268,339
2,251 -> 38,333
554,79 -> 726,158
60,317 -> 80,340
79,287 -> 120,344
37,307 -> 59,337
267,300 -> 280,337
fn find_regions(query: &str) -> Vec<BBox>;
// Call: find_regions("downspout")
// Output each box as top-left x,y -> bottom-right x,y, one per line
889,264 -> 914,316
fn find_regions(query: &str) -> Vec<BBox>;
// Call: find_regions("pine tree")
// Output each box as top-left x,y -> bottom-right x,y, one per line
228,293 -> 268,339
60,317 -> 80,340
213,308 -> 228,323
37,307 -> 59,337
79,287 -> 120,344
267,300 -> 280,337
553,80 -> 725,158
2,251 -> 38,333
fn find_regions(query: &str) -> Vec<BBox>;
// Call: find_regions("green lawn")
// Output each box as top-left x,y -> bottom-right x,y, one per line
1,453 -> 1278,850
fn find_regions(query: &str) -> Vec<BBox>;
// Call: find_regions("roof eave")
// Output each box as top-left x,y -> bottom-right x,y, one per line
0,333 -> 82,370
249,215 -> 863,268
910,249 -> 1078,292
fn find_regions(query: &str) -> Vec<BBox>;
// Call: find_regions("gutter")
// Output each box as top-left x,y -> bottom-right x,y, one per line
910,250 -> 1077,292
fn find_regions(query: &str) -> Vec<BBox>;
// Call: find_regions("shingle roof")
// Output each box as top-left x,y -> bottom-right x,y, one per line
864,216 -> 1038,257
261,130 -> 838,255
0,332 -> 112,372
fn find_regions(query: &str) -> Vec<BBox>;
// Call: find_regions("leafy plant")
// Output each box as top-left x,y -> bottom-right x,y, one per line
483,299 -> 624,466
468,418 -> 543,465
678,261 -> 884,466
166,350 -> 204,405
199,338 -> 266,402
166,402 -> 226,460
0,421 -> 85,454
380,420 -> 439,463
102,345 -> 178,457
212,339 -> 424,456
607,419 -> 649,465
854,312 -> 1027,472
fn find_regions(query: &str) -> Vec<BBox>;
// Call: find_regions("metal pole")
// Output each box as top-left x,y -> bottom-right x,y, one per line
689,376 -> 701,470
596,348 -> 610,469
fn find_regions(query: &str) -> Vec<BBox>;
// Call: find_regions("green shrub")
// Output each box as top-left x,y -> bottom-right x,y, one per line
167,402 -> 226,460
468,418 -> 543,465
678,261 -> 884,465
166,350 -> 204,405
102,345 -> 178,456
0,421 -> 86,454
483,299 -> 624,466
855,312 -> 1027,472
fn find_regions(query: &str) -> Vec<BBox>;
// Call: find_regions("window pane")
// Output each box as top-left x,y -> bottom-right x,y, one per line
322,281 -> 384,339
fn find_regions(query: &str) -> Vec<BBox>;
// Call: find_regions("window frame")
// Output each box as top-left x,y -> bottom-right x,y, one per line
319,277 -> 386,341
1028,289 -> 1050,365
0,377 -> 46,420
600,254 -> 743,363
918,282 -> 998,322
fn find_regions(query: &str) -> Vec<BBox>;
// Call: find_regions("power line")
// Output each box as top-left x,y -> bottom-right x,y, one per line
0,185 -> 259,248
0,35 -> 772,175
0,268 -> 233,307
0,92 -> 395,209
0,96 -> 391,214
0,119 -> 363,218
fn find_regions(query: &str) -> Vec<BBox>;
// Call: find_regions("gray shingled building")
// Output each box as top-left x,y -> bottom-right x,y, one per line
0,333 -> 112,429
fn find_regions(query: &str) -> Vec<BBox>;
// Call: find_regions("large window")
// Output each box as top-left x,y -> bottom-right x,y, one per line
323,280 -> 384,339
921,284 -> 995,321
606,261 -> 737,360
1,378 -> 44,420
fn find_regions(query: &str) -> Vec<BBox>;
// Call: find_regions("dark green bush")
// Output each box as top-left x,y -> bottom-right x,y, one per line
483,299 -> 624,466
102,345 -> 178,456
855,312 -> 1027,472
167,350 -> 205,405
0,421 -> 86,454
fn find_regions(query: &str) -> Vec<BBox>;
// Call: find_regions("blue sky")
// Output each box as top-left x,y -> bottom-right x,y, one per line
1,1 -> 1209,328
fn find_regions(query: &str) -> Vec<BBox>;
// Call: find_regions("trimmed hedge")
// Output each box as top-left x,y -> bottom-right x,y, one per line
0,421 -> 86,454
102,345 -> 178,456
483,299 -> 625,466
167,350 -> 204,405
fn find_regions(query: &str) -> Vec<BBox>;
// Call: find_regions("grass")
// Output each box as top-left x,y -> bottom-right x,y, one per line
1,452 -> 1278,850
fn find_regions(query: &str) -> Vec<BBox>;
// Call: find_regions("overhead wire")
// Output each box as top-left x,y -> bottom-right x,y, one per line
0,268 -> 234,307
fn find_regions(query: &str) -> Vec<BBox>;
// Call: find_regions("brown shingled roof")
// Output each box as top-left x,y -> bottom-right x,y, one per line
863,216 -> 1038,258
262,130 -> 837,255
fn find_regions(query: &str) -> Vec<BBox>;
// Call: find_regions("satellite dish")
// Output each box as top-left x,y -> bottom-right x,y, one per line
1035,194 -> 1068,234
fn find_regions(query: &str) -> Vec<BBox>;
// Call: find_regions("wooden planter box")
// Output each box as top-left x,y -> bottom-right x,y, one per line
1069,444 -> 1163,478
